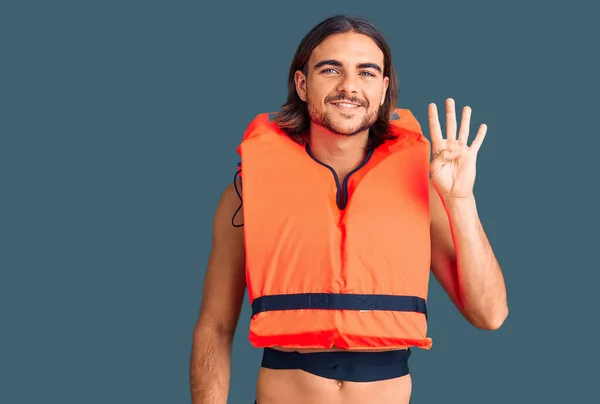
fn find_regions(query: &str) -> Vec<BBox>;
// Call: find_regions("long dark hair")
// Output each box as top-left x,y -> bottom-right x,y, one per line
272,15 -> 399,149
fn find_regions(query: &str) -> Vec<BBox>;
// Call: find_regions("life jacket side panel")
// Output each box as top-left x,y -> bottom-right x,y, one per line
240,126 -> 343,349
336,136 -> 432,350
239,131 -> 342,305
342,137 -> 431,297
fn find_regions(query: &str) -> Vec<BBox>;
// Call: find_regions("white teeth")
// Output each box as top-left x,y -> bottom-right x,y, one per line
336,103 -> 358,108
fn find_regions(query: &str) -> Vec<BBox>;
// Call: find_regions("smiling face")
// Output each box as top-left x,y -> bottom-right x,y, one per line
294,32 -> 390,138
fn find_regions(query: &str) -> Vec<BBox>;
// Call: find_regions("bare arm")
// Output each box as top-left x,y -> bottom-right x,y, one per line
429,180 -> 508,330
190,181 -> 246,404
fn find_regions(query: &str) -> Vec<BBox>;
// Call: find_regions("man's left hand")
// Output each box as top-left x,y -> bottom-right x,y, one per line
428,98 -> 487,200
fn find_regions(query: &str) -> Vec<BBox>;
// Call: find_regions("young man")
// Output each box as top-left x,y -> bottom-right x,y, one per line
190,15 -> 508,404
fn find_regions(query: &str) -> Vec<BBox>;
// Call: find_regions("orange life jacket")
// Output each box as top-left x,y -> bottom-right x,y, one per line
236,108 -> 433,351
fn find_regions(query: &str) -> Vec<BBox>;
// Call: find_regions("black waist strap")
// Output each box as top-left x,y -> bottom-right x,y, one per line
260,347 -> 412,382
251,293 -> 427,319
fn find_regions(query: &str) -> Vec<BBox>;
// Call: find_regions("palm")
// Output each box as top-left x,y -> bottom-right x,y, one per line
428,98 -> 487,199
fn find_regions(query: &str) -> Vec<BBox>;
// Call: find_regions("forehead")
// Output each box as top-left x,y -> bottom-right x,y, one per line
308,32 -> 384,67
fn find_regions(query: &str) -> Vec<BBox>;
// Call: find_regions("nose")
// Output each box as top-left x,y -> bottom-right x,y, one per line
336,73 -> 358,94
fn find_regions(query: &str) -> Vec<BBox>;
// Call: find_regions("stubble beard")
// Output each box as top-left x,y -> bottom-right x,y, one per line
306,94 -> 379,138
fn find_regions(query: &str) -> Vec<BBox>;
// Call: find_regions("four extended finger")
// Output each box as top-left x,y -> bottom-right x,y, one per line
445,98 -> 457,141
470,124 -> 487,153
428,102 -> 444,149
458,106 -> 471,144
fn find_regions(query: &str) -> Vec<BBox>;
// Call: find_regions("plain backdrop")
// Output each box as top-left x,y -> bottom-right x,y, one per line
1,1 -> 598,403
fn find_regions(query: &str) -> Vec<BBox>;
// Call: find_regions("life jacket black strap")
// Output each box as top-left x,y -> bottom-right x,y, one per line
252,293 -> 427,319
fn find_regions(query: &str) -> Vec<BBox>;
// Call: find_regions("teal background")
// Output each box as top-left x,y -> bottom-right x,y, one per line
1,1 -> 597,403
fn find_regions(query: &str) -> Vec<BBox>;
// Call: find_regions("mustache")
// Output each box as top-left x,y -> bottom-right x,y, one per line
325,93 -> 368,108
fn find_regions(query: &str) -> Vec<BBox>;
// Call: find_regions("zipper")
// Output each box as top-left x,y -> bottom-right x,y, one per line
305,144 -> 373,210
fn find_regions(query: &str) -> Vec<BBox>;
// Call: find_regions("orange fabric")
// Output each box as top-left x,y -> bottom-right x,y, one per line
237,109 -> 433,350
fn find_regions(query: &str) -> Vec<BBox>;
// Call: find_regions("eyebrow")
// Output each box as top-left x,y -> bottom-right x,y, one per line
313,59 -> 382,73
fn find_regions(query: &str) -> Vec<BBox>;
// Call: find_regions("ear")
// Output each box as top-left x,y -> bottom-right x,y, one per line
380,76 -> 390,106
294,70 -> 308,102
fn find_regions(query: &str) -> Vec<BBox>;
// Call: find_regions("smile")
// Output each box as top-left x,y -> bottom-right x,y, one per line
332,102 -> 361,109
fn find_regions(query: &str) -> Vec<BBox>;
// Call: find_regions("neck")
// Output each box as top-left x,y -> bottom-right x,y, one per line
308,124 -> 370,178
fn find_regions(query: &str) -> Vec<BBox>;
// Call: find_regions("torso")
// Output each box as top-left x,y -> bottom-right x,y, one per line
242,120 -> 428,404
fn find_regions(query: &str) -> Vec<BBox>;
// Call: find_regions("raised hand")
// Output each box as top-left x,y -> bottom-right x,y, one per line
428,98 -> 487,200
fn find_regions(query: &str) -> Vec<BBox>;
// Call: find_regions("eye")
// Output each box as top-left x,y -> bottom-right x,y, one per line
321,68 -> 339,74
360,71 -> 376,77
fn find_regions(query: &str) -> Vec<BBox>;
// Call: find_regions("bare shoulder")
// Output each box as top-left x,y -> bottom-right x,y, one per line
196,181 -> 246,336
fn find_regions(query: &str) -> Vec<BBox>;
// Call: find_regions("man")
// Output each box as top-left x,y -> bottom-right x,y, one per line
190,15 -> 508,404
